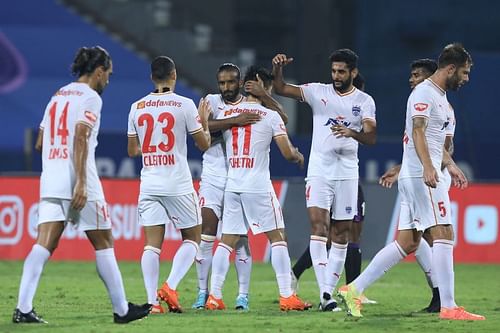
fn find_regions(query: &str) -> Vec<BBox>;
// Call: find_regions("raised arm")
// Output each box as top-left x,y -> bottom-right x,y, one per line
244,74 -> 288,124
192,98 -> 211,151
272,54 -> 303,100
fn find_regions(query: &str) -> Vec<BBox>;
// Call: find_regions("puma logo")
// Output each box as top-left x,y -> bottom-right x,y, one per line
238,258 -> 249,264
321,98 -> 327,106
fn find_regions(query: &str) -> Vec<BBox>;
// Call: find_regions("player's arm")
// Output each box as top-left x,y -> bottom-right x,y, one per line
444,135 -> 454,155
208,112 -> 261,132
271,54 -> 302,100
274,134 -> 304,168
442,146 -> 468,189
35,128 -> 43,152
379,163 -> 401,188
127,135 -> 141,157
192,98 -> 211,151
72,123 -> 90,211
244,74 -> 288,124
412,116 -> 438,188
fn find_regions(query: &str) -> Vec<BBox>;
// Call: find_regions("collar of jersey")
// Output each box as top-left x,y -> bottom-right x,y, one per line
426,78 -> 446,95
332,85 -> 356,97
224,95 -> 244,105
150,91 -> 173,95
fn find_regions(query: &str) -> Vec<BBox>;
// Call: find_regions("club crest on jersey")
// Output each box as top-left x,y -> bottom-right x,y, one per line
352,105 -> 361,116
414,103 -> 429,112
84,111 -> 97,124
345,206 -> 352,214
324,116 -> 351,127
137,101 -> 145,109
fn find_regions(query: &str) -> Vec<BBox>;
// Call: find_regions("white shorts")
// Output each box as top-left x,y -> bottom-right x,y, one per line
222,191 -> 284,235
138,192 -> 201,229
198,178 -> 225,220
38,198 -> 111,231
442,168 -> 452,191
305,177 -> 358,220
397,177 -> 452,232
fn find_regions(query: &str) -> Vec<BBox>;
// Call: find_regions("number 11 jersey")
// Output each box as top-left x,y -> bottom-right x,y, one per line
128,91 -> 203,196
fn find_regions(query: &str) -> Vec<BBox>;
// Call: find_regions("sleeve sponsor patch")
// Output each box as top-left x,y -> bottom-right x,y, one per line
137,101 -> 145,109
84,111 -> 97,124
413,103 -> 429,112
196,115 -> 201,124
279,123 -> 287,132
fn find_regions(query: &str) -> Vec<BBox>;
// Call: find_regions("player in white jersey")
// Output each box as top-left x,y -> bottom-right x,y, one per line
13,46 -> 151,325
272,49 -> 377,310
205,66 -> 311,311
339,43 -> 484,321
193,63 -> 288,310
127,56 -> 211,314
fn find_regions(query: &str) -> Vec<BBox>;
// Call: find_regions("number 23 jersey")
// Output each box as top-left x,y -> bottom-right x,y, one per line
128,91 -> 203,196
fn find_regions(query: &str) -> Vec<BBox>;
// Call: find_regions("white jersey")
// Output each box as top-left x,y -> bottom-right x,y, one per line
39,82 -> 104,200
200,94 -> 244,186
445,103 -> 456,137
127,91 -> 203,196
219,101 -> 287,193
300,83 -> 376,180
400,79 -> 450,178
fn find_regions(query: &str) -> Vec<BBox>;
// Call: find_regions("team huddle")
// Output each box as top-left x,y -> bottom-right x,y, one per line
12,42 -> 485,324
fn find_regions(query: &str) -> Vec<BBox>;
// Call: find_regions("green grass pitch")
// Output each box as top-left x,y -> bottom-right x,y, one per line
0,260 -> 498,332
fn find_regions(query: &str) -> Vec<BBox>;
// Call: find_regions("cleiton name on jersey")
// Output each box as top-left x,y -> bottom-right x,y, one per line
143,153 -> 175,167
413,103 -> 429,112
137,99 -> 182,109
229,156 -> 255,168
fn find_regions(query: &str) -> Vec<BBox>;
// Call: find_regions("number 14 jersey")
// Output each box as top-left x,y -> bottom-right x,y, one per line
128,91 -> 203,196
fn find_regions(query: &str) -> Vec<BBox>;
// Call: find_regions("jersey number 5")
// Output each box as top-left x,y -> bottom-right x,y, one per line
138,112 -> 175,153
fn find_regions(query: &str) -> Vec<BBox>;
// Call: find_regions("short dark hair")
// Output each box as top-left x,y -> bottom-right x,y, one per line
243,66 -> 274,89
71,46 -> 111,77
329,49 -> 358,70
151,56 -> 175,81
353,73 -> 365,91
217,63 -> 241,80
411,58 -> 438,75
438,43 -> 473,69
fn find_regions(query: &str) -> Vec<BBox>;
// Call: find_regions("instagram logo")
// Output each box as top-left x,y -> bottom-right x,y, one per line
0,195 -> 24,245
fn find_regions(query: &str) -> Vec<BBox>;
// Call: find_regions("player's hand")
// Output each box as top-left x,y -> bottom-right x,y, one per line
234,112 -> 261,126
198,98 -> 211,125
244,74 -> 266,97
272,54 -> 294,68
331,124 -> 354,138
379,166 -> 400,188
423,165 -> 439,188
294,148 -> 304,169
447,163 -> 468,189
71,180 -> 87,211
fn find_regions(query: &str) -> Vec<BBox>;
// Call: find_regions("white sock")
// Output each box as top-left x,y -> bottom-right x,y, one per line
141,246 -> 161,305
353,241 -> 407,294
415,239 -> 435,288
166,240 -> 198,290
271,241 -> 293,298
17,244 -> 50,313
325,242 -> 348,294
310,236 -> 329,296
195,235 -> 215,292
95,248 -> 129,316
210,243 -> 233,299
433,239 -> 456,308
235,237 -> 252,296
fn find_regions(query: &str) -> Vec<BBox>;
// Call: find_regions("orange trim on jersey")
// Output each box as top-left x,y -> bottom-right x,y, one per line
77,120 -> 94,129
127,133 -> 138,137
224,95 -> 244,106
272,133 -> 287,139
189,127 -> 203,135
411,114 -> 429,119
270,192 -> 279,230
218,243 -> 233,253
332,85 -> 356,97
150,91 -> 173,95
427,187 -> 439,225
427,79 -> 446,95
361,117 -> 376,123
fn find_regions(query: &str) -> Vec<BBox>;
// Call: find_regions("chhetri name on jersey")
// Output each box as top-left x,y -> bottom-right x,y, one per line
229,156 -> 255,168
143,153 -> 175,167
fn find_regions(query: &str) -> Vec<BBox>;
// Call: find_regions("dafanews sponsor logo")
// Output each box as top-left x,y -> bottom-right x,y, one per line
464,205 -> 498,244
224,108 -> 267,117
137,99 -> 182,109
413,103 -> 429,112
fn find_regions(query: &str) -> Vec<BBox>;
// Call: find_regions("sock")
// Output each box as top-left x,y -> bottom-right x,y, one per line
17,244 -> 51,313
345,242 -> 362,284
141,246 -> 161,305
195,235 -> 216,292
325,242 -> 348,293
353,241 -> 407,294
166,240 -> 199,290
210,243 -> 233,299
292,245 -> 312,279
271,241 -> 293,298
310,236 -> 329,296
415,239 -> 435,288
432,239 -> 456,308
235,237 -> 252,296
95,248 -> 128,316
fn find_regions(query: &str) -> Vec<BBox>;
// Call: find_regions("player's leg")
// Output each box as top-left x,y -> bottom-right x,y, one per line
234,235 -> 252,309
158,192 -> 201,313
345,220 -> 362,285
415,230 -> 440,312
84,201 -> 150,323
